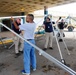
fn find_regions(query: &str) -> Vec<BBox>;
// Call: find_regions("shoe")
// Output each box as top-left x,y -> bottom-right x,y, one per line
43,48 -> 47,51
19,51 -> 23,54
59,39 -> 63,42
21,70 -> 30,75
57,33 -> 60,37
49,47 -> 53,50
14,53 -> 20,58
33,68 -> 36,71
63,33 -> 65,37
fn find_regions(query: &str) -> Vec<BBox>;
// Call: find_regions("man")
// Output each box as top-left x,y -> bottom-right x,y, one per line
57,18 -> 65,42
43,17 -> 53,51
11,14 -> 36,75
12,18 -> 24,58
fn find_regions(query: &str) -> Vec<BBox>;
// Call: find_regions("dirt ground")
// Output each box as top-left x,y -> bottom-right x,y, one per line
0,29 -> 76,75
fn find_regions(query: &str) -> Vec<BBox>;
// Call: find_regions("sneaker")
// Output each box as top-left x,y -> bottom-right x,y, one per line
14,53 -> 20,58
33,68 -> 36,71
43,48 -> 47,51
57,33 -> 60,37
63,33 -> 65,37
49,47 -> 53,50
19,51 -> 23,54
21,70 -> 30,75
59,39 -> 63,42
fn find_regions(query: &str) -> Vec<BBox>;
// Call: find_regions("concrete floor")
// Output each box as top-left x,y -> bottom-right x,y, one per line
0,30 -> 76,75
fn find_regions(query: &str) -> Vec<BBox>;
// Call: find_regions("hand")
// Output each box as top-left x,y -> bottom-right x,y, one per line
59,17 -> 61,20
10,17 -> 14,22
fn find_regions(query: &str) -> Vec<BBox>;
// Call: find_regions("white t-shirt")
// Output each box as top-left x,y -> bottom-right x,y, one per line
19,22 -> 36,39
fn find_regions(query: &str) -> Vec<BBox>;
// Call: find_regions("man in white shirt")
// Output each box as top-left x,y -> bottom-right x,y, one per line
11,14 -> 36,75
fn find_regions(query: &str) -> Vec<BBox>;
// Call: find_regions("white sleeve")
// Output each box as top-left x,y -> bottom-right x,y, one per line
19,24 -> 26,30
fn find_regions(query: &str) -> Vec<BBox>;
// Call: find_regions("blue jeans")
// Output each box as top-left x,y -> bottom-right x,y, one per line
23,39 -> 36,73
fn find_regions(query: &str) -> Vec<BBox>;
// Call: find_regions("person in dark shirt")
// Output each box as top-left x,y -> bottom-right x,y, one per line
12,21 -> 21,34
12,18 -> 24,58
57,19 -> 65,42
43,17 -> 53,51
58,19 -> 65,29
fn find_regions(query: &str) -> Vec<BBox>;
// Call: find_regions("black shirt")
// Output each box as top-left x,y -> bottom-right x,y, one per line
58,22 -> 65,29
43,21 -> 53,32
12,21 -> 21,34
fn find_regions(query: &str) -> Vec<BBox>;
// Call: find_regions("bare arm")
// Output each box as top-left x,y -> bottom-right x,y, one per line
56,17 -> 62,23
11,17 -> 19,29
21,30 -> 24,35
43,24 -> 45,29
56,19 -> 59,23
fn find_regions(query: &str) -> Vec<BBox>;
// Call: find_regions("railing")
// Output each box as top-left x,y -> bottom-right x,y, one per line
0,22 -> 76,75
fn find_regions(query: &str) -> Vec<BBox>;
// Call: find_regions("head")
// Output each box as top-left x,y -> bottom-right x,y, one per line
16,18 -> 21,24
61,19 -> 64,22
26,14 -> 34,23
45,17 -> 50,22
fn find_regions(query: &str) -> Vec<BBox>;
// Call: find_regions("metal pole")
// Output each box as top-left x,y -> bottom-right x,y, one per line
8,43 -> 14,49
44,6 -> 48,20
48,14 -> 64,63
53,27 -> 64,63
56,25 -> 70,55
0,22 -> 76,75
0,16 -> 26,20
0,37 -> 7,48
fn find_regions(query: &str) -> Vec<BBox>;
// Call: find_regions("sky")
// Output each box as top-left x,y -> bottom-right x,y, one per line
34,2 -> 76,16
